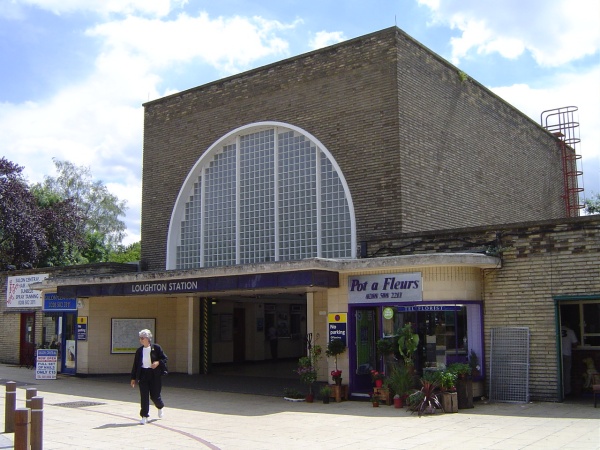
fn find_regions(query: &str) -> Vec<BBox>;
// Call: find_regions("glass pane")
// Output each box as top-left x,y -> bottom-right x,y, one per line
355,310 -> 376,374
583,303 -> 600,334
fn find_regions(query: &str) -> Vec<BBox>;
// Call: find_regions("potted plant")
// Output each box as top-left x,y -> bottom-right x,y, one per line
326,338 -> 346,373
469,350 -> 481,378
326,339 -> 345,386
438,369 -> 458,413
448,362 -> 471,380
330,369 -> 343,386
384,365 -> 414,408
397,323 -> 419,369
369,392 -> 380,407
448,362 -> 473,409
407,371 -> 442,416
319,385 -> 332,404
296,342 -> 322,402
283,387 -> 305,402
370,370 -> 385,387
376,338 -> 395,356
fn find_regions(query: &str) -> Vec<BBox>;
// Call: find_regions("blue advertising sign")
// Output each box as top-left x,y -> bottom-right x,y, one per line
43,293 -> 77,311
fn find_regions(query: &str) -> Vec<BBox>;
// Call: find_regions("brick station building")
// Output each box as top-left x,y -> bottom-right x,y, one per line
2,27 -> 598,402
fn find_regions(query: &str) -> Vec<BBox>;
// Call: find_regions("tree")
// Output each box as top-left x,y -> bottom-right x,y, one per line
33,159 -> 128,262
584,192 -> 600,215
0,158 -> 85,269
108,241 -> 141,263
0,158 -> 46,268
31,186 -> 87,267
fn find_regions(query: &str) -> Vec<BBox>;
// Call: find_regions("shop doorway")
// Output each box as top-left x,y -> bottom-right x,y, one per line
558,299 -> 600,398
351,308 -> 377,394
61,313 -> 77,374
43,312 -> 77,374
19,313 -> 36,368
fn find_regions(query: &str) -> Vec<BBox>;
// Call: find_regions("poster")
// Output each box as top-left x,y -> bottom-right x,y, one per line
111,318 -> 155,353
35,349 -> 58,380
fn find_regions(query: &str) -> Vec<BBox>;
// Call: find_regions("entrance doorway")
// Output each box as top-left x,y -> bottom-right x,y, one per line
208,296 -> 306,376
233,308 -> 246,362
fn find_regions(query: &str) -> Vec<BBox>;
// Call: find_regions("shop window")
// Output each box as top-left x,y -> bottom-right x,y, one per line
562,301 -> 600,348
382,304 -> 483,371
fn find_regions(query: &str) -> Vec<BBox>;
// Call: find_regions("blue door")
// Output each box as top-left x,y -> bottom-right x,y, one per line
60,312 -> 77,375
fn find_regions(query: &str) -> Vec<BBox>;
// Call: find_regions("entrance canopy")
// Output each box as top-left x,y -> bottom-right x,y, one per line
56,269 -> 339,298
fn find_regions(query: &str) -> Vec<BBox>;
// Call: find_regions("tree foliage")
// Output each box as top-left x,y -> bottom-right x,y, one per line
0,158 -> 86,269
108,241 -> 141,263
584,192 -> 600,215
33,159 -> 128,262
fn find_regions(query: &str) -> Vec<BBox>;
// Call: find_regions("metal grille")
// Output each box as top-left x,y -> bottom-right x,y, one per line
489,327 -> 530,403
53,401 -> 105,408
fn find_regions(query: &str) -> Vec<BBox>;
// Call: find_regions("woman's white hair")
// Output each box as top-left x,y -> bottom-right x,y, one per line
139,329 -> 153,341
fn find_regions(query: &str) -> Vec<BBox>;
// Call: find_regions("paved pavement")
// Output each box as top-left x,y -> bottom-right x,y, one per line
0,364 -> 599,450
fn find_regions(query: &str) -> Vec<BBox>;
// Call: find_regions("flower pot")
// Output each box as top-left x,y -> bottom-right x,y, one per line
335,378 -> 342,386
305,393 -> 314,403
375,379 -> 383,388
441,392 -> 458,413
393,397 -> 403,408
456,379 -> 473,409
372,401 -> 379,407
323,397 -> 330,404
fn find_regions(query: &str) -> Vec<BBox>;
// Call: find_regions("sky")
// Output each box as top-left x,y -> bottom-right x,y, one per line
1,0 -> 599,245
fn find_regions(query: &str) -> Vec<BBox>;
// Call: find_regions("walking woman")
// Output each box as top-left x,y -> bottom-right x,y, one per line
130,329 -> 168,424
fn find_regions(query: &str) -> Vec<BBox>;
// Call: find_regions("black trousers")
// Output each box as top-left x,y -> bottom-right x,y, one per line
138,368 -> 164,417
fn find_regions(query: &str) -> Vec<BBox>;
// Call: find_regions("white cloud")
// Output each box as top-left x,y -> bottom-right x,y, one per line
87,13 -> 297,74
490,65 -> 600,198
1,10 -> 300,245
13,0 -> 187,18
419,0 -> 600,66
309,31 -> 346,50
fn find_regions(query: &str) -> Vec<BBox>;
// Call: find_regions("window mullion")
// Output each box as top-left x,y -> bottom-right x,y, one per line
200,167 -> 205,267
236,136 -> 241,265
274,127 -> 280,261
315,147 -> 322,258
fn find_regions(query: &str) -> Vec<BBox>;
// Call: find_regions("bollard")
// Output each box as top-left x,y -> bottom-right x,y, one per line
31,396 -> 43,450
26,387 -> 38,410
4,381 -> 16,433
14,408 -> 30,450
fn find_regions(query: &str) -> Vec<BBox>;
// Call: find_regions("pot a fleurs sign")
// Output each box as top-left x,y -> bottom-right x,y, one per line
348,273 -> 422,304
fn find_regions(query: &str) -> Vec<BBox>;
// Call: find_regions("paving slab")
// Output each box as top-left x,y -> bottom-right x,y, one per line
0,364 -> 598,449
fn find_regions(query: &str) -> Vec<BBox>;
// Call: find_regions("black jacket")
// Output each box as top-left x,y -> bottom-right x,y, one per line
130,343 -> 168,381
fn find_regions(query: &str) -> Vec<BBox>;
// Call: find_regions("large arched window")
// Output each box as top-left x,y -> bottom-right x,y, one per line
166,122 -> 356,269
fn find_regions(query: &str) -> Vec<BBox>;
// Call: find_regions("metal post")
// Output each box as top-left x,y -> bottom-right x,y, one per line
14,408 -> 30,450
31,396 -> 43,450
4,381 -> 16,433
26,387 -> 38,410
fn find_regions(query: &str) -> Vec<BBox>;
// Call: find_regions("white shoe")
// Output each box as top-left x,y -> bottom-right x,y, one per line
158,408 -> 164,419
140,417 -> 147,425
